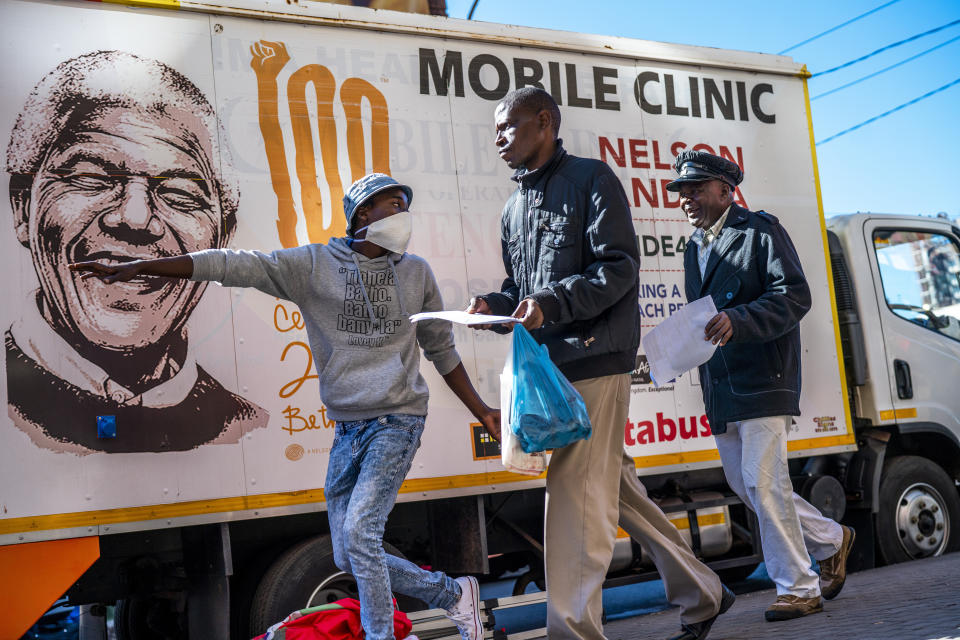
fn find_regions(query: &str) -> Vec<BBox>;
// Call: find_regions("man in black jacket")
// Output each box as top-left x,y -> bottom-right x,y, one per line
672,150 -> 855,622
469,88 -> 733,640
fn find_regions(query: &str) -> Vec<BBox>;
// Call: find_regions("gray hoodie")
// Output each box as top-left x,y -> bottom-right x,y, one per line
189,237 -> 460,421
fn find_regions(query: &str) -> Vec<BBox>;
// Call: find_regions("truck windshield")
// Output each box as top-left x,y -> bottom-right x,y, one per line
874,229 -> 960,342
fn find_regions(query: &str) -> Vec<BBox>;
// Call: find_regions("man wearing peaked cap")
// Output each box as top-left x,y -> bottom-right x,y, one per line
666,149 -> 743,192
673,150 -> 855,622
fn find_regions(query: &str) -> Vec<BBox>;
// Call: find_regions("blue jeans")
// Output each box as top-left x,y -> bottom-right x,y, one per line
326,414 -> 460,640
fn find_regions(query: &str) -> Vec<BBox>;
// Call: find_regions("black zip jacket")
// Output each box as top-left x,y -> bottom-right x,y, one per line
684,204 -> 811,434
482,142 -> 640,383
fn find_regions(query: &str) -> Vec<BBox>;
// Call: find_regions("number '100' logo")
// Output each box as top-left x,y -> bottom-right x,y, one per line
251,40 -> 391,248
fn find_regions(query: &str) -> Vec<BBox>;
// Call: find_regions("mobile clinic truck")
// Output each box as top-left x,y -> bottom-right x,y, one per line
2,0 -> 959,638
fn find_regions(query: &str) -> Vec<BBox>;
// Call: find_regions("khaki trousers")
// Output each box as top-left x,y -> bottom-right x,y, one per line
544,373 -> 722,639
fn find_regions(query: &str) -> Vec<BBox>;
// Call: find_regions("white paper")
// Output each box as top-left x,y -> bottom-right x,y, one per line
408,310 -> 521,326
641,296 -> 719,387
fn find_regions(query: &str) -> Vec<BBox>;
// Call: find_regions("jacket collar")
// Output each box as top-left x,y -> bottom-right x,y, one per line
699,203 -> 750,289
511,139 -> 566,189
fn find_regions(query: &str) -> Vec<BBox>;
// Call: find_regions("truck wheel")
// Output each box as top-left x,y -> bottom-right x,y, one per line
511,569 -> 545,596
248,534 -> 414,635
876,455 -> 960,564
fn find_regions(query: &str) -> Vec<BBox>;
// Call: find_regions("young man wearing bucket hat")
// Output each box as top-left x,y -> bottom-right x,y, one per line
669,149 -> 855,622
70,173 -> 497,640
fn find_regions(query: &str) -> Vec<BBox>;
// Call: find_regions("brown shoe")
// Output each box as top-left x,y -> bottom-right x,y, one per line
819,525 -> 855,600
764,595 -> 823,621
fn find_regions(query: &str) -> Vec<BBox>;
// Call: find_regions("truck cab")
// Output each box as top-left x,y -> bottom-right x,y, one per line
828,213 -> 960,564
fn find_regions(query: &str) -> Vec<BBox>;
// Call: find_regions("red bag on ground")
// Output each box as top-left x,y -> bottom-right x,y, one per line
252,598 -> 413,640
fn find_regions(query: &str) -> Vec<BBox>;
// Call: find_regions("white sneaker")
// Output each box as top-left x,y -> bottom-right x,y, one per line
402,635 -> 420,640
445,576 -> 482,640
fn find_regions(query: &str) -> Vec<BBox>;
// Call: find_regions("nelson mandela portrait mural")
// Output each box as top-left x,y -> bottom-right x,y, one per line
5,51 -> 267,454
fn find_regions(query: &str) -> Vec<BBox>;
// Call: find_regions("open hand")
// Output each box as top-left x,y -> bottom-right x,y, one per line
69,260 -> 143,284
705,311 -> 733,346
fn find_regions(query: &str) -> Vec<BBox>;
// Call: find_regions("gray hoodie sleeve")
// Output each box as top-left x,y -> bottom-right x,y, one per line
189,247 -> 311,303
415,263 -> 461,376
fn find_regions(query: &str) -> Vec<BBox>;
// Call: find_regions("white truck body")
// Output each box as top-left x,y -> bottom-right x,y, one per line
2,1 -> 958,638
0,0 -> 851,544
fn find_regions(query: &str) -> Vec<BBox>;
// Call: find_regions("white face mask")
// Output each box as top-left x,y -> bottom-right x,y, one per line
355,211 -> 413,255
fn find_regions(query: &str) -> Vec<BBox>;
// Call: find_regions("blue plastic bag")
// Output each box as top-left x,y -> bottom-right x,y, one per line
510,325 -> 592,453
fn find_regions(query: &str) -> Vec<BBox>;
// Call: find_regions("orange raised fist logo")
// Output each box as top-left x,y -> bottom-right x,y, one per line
252,40 -> 391,248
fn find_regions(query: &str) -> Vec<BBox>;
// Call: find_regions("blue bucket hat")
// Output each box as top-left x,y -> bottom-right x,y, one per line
343,173 -> 414,235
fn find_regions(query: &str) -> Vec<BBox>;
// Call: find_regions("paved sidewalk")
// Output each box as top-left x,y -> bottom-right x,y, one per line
603,552 -> 960,640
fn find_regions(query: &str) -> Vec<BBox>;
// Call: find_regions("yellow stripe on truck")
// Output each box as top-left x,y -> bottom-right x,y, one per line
619,513 -> 726,537
669,512 -> 726,530
786,433 -> 856,450
632,434 -> 855,470
800,65 -> 856,445
2,435 -> 852,537
880,408 -> 918,421
633,449 -> 721,467
97,0 -> 181,8
0,470 -> 545,536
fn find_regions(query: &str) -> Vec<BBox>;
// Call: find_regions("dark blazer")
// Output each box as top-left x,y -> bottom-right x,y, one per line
483,142 -> 640,383
683,204 -> 811,434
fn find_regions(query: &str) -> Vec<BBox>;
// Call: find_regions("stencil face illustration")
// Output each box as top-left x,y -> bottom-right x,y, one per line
5,51 -> 266,453
25,107 -> 222,349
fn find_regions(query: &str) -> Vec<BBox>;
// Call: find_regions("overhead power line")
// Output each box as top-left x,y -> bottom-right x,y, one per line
816,76 -> 960,145
811,18 -> 960,78
467,0 -> 480,19
779,0 -> 903,54
813,33 -> 960,100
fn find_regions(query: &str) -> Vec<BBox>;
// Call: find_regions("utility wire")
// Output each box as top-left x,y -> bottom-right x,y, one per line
816,76 -> 960,145
779,0 -> 903,54
813,33 -> 960,100
467,0 -> 479,19
811,18 -> 960,77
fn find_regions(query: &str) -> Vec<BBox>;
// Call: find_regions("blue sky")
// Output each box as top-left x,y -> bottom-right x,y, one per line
445,0 -> 960,218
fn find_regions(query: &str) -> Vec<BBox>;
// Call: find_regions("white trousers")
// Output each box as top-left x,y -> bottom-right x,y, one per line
713,415 -> 843,598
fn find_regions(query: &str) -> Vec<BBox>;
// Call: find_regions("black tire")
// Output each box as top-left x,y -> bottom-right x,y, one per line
876,455 -> 960,565
248,535 -> 418,635
230,542 -> 288,640
114,596 -> 185,640
511,569 -> 545,596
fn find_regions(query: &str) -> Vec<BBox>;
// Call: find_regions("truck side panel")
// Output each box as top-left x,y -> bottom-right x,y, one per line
0,0 -> 852,544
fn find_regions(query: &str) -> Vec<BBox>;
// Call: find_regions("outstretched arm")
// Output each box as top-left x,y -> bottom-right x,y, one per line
69,256 -> 194,283
73,248 -> 306,302
442,363 -> 501,441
